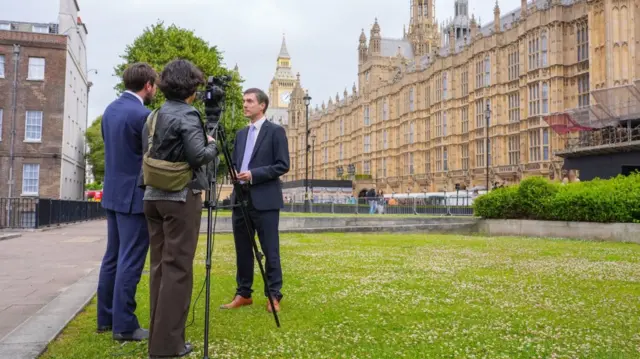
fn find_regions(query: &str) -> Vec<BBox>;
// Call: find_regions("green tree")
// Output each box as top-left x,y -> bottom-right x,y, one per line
85,115 -> 104,182
113,20 -> 246,178
85,21 -> 246,183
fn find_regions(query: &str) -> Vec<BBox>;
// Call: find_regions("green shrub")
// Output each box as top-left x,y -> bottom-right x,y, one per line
473,173 -> 640,223
473,186 -> 520,219
517,177 -> 559,220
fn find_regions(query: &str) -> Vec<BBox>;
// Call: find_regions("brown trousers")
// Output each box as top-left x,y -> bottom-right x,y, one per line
143,191 -> 202,356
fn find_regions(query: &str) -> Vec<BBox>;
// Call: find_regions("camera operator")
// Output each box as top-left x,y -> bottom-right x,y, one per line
138,59 -> 217,358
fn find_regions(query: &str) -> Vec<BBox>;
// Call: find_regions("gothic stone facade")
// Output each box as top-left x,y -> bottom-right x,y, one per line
284,0 -> 636,193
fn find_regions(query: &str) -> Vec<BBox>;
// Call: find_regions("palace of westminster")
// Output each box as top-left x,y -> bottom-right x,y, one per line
265,0 -> 637,193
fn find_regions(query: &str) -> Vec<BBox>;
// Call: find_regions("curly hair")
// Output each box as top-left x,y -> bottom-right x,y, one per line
158,59 -> 205,101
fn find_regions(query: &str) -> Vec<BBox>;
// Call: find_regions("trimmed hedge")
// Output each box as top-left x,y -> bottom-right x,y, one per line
473,173 -> 640,223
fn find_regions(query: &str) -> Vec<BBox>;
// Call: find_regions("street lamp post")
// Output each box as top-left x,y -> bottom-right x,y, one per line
311,135 -> 316,199
485,102 -> 491,192
303,92 -> 312,212
83,68 -> 98,201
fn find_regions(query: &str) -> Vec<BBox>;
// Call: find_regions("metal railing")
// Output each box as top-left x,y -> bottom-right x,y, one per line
0,198 -> 106,229
282,195 -> 476,216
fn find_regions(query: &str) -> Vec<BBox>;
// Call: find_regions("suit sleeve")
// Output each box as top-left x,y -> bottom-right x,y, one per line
250,126 -> 290,185
137,122 -> 150,189
141,122 -> 149,155
181,109 -> 218,168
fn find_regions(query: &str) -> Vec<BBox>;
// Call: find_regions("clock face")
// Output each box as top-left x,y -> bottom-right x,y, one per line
280,92 -> 291,104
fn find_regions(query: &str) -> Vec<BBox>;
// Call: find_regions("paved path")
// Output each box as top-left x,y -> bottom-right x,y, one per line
0,221 -> 107,359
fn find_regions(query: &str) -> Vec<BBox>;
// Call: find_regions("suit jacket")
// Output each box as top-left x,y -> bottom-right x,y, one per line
231,120 -> 290,211
101,92 -> 150,214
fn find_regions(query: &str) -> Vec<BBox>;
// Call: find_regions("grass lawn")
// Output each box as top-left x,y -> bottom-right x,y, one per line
41,233 -> 640,358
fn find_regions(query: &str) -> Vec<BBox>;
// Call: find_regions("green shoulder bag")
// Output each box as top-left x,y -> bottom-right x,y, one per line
142,109 -> 193,192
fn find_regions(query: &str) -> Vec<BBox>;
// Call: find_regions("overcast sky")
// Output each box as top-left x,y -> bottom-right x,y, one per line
5,0 -> 520,124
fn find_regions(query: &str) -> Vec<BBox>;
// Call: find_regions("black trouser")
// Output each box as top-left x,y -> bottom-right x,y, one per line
231,190 -> 283,300
143,192 -> 202,356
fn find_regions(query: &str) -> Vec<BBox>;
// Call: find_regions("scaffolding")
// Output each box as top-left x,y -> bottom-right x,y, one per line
543,81 -> 640,154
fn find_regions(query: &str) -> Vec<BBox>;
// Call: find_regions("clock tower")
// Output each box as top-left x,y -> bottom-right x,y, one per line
268,35 -> 296,112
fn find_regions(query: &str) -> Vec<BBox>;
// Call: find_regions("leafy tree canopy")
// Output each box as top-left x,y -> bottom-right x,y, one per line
85,115 -> 104,183
86,20 -> 247,181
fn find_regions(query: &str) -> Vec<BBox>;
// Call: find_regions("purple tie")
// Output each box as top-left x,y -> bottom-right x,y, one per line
240,125 -> 256,176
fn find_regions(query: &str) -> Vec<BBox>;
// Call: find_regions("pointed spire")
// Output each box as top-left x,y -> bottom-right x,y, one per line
278,33 -> 290,59
494,0 -> 501,32
352,82 -> 357,94
233,63 -> 239,73
371,17 -> 380,35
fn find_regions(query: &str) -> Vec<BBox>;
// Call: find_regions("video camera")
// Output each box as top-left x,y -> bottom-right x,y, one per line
198,74 -> 233,125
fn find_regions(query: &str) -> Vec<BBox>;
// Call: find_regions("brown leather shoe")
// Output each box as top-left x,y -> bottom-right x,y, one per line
220,295 -> 253,309
266,298 -> 280,313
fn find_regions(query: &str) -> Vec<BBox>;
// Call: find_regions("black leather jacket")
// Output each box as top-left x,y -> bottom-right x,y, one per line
138,100 -> 218,190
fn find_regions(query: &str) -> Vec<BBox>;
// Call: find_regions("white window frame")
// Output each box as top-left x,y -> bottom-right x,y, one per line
542,82 -> 549,114
409,121 -> 415,144
443,147 -> 448,171
409,87 -> 415,111
32,25 -> 49,33
484,56 -> 491,86
0,55 -> 5,78
363,105 -> 370,126
509,135 -> 520,165
25,111 -> 43,142
442,111 -> 447,136
364,135 -> 371,153
541,31 -> 548,67
442,72 -> 448,100
27,57 -> 45,80
22,163 -> 40,196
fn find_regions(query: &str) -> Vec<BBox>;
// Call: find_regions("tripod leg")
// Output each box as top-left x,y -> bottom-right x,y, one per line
203,182 -> 215,359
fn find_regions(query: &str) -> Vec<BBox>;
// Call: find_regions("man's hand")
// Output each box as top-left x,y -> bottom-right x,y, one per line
237,171 -> 252,182
207,135 -> 215,143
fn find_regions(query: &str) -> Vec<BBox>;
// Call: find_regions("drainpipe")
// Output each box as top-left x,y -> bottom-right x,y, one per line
8,44 -> 20,199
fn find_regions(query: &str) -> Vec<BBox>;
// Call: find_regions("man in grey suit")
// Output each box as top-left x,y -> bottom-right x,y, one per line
221,88 -> 290,313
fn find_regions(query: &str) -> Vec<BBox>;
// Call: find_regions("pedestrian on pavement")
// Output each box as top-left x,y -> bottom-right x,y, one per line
97,62 -> 158,342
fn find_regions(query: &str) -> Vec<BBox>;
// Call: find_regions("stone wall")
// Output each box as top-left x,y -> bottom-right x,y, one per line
478,219 -> 640,244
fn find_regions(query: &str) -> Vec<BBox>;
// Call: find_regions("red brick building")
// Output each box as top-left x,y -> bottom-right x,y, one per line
0,31 -> 67,199
0,0 -> 89,200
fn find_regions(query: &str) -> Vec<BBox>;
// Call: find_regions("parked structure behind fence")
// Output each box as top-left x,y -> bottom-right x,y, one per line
0,198 -> 106,229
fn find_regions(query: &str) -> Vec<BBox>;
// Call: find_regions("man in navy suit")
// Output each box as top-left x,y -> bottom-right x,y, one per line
221,88 -> 290,313
97,63 -> 157,341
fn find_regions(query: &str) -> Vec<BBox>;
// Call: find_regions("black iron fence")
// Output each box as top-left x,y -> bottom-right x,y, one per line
282,196 -> 476,216
0,198 -> 106,229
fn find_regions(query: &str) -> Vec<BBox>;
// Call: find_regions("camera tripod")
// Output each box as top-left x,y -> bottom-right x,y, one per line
201,118 -> 281,359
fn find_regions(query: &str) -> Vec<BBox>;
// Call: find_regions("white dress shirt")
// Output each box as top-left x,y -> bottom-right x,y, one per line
243,116 -> 267,184
125,90 -> 144,105
248,116 -> 267,146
